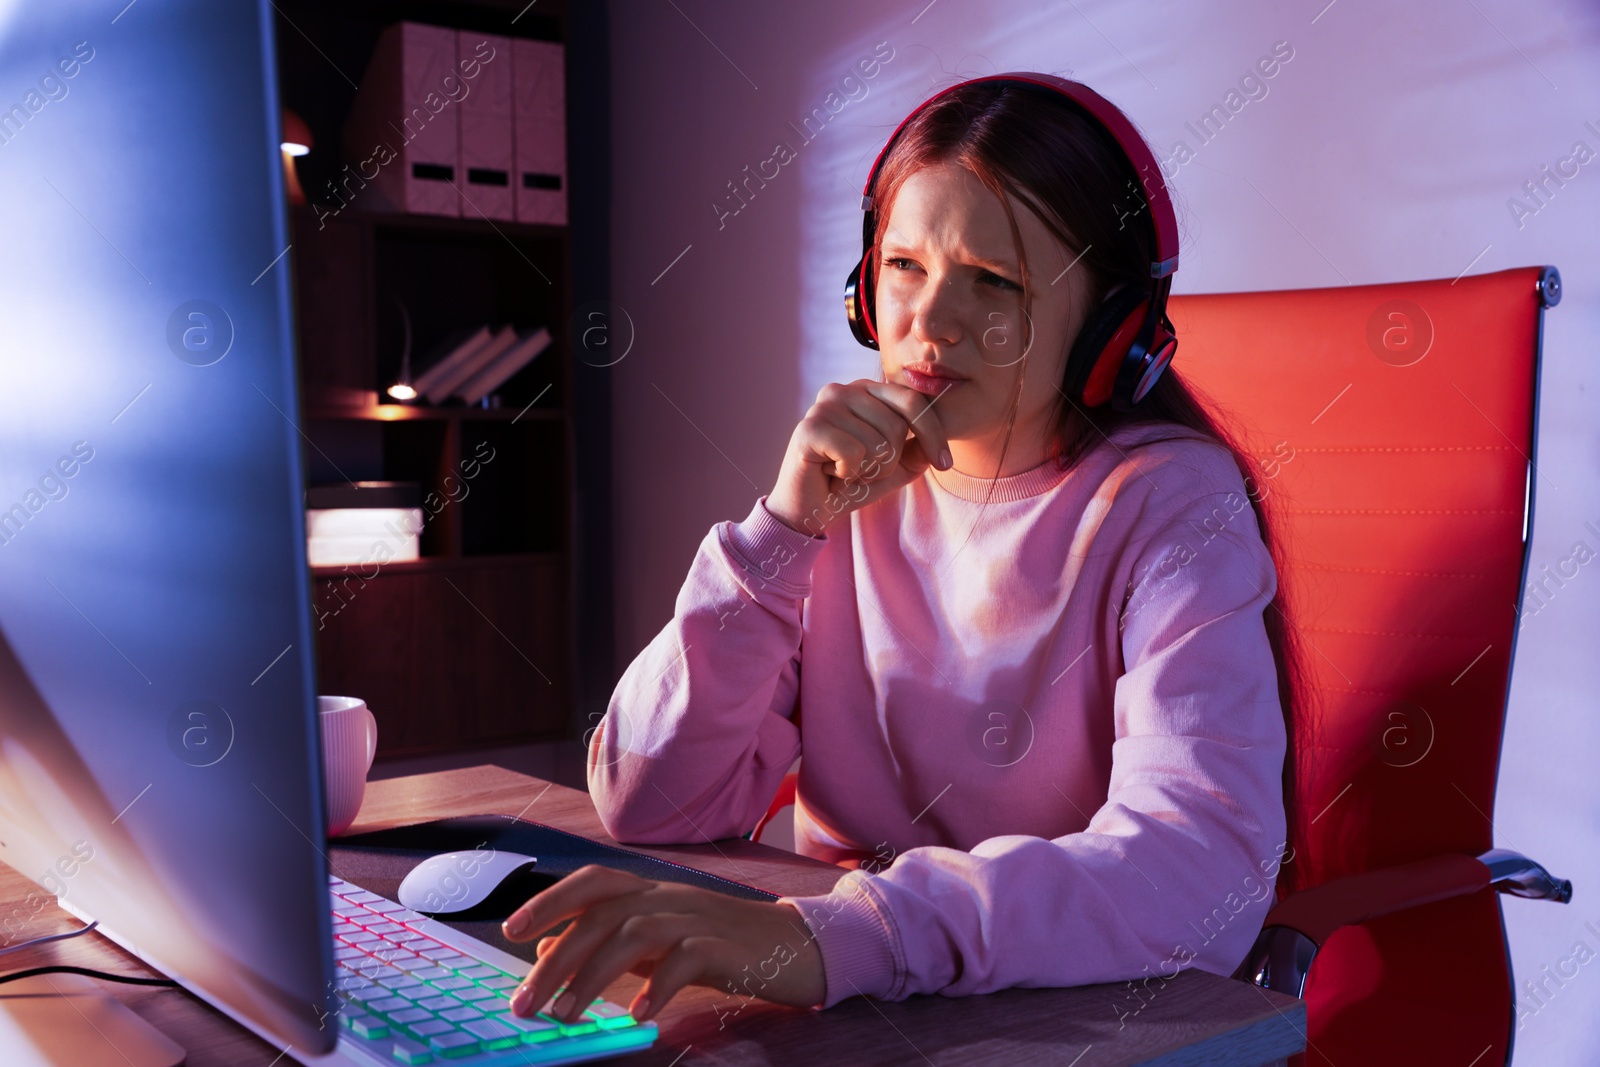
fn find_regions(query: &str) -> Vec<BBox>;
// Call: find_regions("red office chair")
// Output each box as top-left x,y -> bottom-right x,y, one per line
1177,264 -> 1570,1066
751,768 -> 796,844
753,266 -> 1570,1065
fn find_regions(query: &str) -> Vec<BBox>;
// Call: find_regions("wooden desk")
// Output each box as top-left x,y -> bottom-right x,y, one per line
0,765 -> 1306,1065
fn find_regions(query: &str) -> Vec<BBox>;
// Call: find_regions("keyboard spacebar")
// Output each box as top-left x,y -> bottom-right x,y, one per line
338,1024 -> 660,1067
412,1041 -> 642,1067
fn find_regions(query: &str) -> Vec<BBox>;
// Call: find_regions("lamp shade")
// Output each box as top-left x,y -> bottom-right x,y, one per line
281,108 -> 312,155
280,108 -> 311,206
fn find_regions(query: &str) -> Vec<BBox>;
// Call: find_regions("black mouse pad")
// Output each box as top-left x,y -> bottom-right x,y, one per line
330,814 -> 779,967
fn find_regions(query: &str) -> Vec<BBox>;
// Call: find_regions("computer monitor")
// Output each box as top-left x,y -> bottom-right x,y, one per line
0,0 -> 337,1054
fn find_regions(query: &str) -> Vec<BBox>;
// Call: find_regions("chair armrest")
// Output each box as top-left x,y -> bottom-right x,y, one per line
1266,853 -> 1490,945
1478,847 -> 1574,902
1233,849 -> 1572,996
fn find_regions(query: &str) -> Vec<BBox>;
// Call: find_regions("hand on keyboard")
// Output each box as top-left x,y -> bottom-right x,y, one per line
330,875 -> 660,1064
500,865 -> 826,1025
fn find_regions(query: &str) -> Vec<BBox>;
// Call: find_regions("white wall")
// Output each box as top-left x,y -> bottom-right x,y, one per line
606,2 -> 1600,1060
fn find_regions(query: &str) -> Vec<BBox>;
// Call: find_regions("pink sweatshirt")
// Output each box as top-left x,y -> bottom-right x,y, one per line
589,420 -> 1288,1010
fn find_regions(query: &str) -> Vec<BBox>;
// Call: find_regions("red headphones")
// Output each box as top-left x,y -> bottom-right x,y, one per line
844,73 -> 1179,412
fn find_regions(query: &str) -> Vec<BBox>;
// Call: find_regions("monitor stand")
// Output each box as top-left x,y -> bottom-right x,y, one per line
0,971 -> 185,1066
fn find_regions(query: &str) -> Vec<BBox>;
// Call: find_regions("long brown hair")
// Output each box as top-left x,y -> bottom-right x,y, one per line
869,80 -> 1307,895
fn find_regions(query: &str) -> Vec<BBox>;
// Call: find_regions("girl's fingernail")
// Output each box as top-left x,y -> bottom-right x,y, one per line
504,913 -> 529,937
631,995 -> 651,1022
553,990 -> 576,1020
510,985 -> 533,1015
938,448 -> 952,470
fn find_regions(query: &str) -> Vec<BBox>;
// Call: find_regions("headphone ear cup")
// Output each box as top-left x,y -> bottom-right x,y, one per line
1064,285 -> 1148,406
844,254 -> 879,349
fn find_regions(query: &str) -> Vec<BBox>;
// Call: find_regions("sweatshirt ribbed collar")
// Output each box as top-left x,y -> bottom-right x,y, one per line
927,450 -> 1072,503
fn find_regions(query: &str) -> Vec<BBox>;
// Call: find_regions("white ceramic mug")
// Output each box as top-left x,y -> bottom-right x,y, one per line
320,695 -> 377,837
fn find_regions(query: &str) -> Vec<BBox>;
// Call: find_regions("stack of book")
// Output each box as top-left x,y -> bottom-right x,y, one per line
409,323 -> 551,405
305,482 -> 423,568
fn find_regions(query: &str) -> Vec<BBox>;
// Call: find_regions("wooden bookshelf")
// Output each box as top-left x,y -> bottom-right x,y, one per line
276,0 -> 587,759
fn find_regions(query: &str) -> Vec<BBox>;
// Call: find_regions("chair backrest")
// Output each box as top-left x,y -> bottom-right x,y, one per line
1168,265 -> 1556,1065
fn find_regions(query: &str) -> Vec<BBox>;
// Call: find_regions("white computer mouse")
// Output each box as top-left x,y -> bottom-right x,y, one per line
397,849 -> 543,915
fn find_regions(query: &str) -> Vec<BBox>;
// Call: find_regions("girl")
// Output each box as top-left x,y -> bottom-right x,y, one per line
500,74 -> 1300,1030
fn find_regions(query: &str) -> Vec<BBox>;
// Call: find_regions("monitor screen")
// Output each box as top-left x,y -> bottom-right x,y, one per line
0,0 -> 335,1053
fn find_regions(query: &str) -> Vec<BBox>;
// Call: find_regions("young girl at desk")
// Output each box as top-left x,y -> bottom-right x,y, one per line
500,74 -> 1301,1028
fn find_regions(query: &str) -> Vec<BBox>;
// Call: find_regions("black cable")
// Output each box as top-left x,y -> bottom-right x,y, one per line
0,964 -> 177,988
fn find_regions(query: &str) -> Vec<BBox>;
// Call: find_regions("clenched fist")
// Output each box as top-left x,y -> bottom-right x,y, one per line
766,379 -> 953,537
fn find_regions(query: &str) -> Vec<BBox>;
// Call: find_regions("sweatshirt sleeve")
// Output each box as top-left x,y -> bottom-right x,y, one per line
588,496 -> 828,844
776,489 -> 1290,1009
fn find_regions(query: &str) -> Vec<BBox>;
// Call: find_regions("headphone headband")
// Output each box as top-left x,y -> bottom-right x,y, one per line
845,72 -> 1180,412
859,72 -> 1178,278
